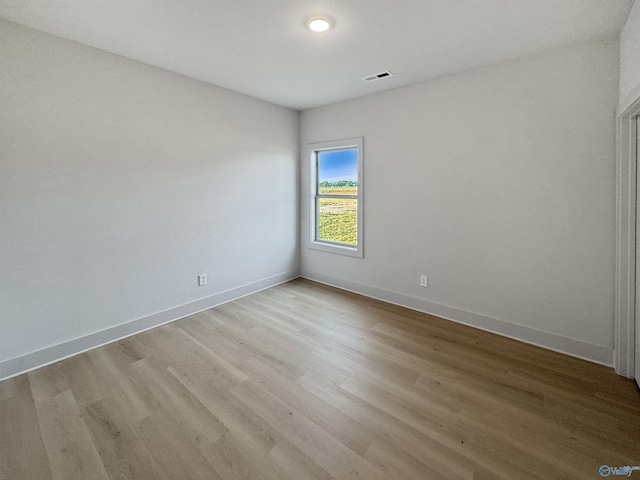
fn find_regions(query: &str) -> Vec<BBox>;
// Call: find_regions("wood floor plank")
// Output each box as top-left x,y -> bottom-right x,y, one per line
214,302 -> 268,331
242,324 -> 353,385
229,379 -> 386,480
34,389 -> 108,480
82,396 -> 168,480
238,357 -> 376,456
168,362 -> 279,456
235,297 -> 309,332
1,278 -> 639,480
0,378 -> 52,480
128,355 -> 228,445
177,315 -> 254,367
86,346 -> 159,424
202,431 -> 278,480
132,407 -> 223,480
299,326 -> 425,387
296,371 -> 476,480
59,354 -> 110,410
0,377 -> 22,402
144,323 -> 248,389
363,436 -> 449,480
339,372 -> 464,454
266,442 -> 335,480
28,364 -> 70,403
212,321 -> 307,381
457,408 -> 614,480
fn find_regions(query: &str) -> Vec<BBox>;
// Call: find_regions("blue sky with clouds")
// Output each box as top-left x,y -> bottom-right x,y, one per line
318,148 -> 358,183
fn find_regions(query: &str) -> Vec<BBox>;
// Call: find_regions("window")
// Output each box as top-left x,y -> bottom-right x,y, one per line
308,138 -> 363,258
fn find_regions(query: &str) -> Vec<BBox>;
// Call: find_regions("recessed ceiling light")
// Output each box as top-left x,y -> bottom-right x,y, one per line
307,17 -> 332,32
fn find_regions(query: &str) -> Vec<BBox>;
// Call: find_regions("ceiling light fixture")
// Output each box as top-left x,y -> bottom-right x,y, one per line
307,17 -> 332,32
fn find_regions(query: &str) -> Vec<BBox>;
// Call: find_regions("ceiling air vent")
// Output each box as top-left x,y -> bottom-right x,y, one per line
362,70 -> 394,82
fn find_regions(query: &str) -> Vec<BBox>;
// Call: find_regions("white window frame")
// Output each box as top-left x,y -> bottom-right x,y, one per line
308,137 -> 363,258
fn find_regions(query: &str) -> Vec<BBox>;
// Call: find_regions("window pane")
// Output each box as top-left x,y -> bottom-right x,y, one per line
317,198 -> 357,245
318,149 -> 358,195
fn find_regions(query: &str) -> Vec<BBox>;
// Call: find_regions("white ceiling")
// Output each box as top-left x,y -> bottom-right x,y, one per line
0,0 -> 634,110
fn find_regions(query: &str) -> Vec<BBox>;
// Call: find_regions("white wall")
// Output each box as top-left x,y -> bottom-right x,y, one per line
620,0 -> 640,108
300,39 -> 619,365
0,20 -> 299,377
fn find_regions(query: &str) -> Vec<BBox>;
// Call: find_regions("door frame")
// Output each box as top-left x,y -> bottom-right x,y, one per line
615,94 -> 640,378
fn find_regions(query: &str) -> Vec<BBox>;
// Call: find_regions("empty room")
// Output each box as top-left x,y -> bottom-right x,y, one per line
1,1 -> 640,479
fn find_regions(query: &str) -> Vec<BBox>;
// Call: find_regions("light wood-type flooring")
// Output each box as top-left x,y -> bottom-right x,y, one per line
1,278 -> 639,480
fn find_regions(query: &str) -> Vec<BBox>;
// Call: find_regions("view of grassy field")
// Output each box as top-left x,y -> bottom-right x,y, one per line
319,186 -> 357,195
318,186 -> 357,245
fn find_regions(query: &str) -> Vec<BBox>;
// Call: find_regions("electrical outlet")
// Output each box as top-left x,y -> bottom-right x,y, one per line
198,273 -> 207,286
420,275 -> 428,287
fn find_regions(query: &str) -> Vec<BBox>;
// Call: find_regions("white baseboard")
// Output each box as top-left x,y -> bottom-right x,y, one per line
301,270 -> 614,367
0,271 -> 298,381
1,269 -> 613,381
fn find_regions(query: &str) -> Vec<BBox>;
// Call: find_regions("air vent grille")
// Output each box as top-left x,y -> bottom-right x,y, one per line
362,70 -> 394,82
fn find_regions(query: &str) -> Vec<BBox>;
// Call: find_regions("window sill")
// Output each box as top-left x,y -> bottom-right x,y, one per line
308,240 -> 363,258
